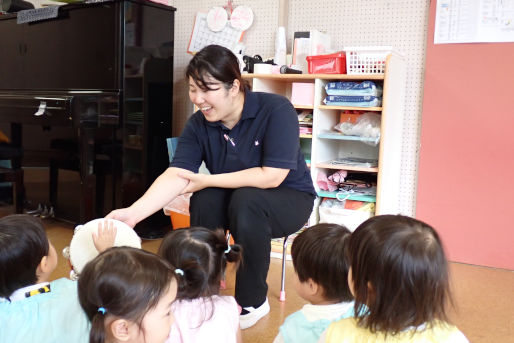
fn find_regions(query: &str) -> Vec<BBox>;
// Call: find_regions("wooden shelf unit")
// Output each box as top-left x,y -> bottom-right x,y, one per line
243,54 -> 406,221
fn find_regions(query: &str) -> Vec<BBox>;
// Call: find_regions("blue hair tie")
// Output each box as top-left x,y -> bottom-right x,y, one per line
97,307 -> 106,315
175,269 -> 184,276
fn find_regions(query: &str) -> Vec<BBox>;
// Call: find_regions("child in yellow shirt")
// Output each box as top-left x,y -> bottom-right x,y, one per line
321,215 -> 469,343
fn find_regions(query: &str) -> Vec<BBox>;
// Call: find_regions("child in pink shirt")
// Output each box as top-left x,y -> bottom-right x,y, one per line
158,227 -> 243,343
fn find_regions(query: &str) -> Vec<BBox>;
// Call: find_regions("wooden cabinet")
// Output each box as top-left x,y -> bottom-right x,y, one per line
243,53 -> 406,225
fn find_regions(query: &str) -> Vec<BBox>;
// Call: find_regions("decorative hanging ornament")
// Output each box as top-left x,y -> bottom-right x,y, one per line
230,5 -> 254,31
206,6 -> 228,32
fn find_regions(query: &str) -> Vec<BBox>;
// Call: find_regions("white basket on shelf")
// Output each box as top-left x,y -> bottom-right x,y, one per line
344,46 -> 392,74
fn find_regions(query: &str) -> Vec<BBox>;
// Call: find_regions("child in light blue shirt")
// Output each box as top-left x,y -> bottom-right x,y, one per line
273,223 -> 354,343
0,214 -> 90,343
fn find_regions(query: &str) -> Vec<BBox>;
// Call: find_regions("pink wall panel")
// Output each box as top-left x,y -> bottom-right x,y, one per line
417,2 -> 514,270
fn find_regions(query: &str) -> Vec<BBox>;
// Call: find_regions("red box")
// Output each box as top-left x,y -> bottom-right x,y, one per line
306,52 -> 346,74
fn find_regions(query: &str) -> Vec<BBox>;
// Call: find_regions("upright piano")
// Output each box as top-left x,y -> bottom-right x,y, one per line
0,0 -> 175,234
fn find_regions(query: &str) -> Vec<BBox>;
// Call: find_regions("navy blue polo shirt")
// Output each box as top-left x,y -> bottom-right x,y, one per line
170,90 -> 315,195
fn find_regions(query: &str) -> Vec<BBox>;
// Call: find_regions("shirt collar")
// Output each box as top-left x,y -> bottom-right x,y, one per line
6,281 -> 51,302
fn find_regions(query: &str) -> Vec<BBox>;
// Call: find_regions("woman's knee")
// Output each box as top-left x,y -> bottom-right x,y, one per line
228,187 -> 265,214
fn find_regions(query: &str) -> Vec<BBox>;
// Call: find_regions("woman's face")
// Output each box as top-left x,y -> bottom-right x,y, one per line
188,75 -> 241,127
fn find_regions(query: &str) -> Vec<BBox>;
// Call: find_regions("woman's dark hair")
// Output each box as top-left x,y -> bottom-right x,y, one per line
158,226 -> 242,300
77,247 -> 176,343
291,223 -> 353,302
0,214 -> 49,298
349,215 -> 451,334
186,44 -> 249,93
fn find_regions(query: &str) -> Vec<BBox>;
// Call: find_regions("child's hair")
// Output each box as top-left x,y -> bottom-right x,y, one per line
0,214 -> 48,298
291,223 -> 353,302
348,215 -> 451,334
77,247 -> 177,343
158,226 -> 242,299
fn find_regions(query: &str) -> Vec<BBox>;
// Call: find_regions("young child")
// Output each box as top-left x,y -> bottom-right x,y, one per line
0,214 -> 90,343
273,223 -> 354,343
157,227 -> 243,343
77,246 -> 178,343
322,215 -> 469,343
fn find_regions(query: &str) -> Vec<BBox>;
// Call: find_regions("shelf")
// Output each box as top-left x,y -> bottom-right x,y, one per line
318,105 -> 382,111
242,73 -> 385,81
300,134 -> 312,138
315,162 -> 378,172
317,190 -> 376,202
294,104 -> 314,110
317,132 -> 379,143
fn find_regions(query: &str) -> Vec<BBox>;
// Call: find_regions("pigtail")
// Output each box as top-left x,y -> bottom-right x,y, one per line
89,313 -> 107,343
224,243 -> 242,265
175,258 -> 210,300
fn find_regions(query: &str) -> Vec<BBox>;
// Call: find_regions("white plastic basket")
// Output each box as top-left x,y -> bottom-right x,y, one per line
344,46 -> 392,74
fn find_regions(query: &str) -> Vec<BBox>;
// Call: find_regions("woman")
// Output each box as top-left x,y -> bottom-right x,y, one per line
107,44 -> 315,329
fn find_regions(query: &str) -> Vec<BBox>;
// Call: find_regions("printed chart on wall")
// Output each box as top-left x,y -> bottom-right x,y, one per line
187,12 -> 244,54
435,0 -> 514,44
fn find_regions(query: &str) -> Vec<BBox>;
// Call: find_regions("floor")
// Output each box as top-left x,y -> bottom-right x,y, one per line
26,216 -> 512,343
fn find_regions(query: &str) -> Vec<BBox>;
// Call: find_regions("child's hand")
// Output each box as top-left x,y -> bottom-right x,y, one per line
92,220 -> 117,253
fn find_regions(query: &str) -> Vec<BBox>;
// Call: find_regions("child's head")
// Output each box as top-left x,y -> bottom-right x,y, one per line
348,215 -> 451,333
158,227 -> 242,299
0,214 -> 57,298
291,223 -> 353,304
77,247 -> 178,343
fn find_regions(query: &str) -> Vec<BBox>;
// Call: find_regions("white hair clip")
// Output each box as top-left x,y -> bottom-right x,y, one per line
175,268 -> 184,276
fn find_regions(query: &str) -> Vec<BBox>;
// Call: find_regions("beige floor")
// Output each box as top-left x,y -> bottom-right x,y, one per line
4,214 -> 513,343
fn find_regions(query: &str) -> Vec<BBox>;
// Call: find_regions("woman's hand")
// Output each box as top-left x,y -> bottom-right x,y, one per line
92,220 -> 117,253
105,207 -> 138,228
178,172 -> 210,193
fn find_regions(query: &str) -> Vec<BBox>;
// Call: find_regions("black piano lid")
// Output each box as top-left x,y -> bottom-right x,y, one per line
0,0 -> 175,91
0,90 -> 121,127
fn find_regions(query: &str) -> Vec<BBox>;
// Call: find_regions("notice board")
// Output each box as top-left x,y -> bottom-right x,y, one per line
417,1 -> 514,270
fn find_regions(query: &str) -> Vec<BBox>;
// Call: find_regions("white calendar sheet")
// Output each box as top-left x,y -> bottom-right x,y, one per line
187,12 -> 244,54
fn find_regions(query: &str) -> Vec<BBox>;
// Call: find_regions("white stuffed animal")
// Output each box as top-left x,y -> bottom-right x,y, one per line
62,218 -> 141,280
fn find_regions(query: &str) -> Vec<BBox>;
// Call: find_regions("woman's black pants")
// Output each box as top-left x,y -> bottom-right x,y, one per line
190,186 -> 314,308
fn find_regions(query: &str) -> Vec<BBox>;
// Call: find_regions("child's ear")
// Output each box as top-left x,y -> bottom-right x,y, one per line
306,278 -> 320,296
36,255 -> 51,276
110,319 -> 131,342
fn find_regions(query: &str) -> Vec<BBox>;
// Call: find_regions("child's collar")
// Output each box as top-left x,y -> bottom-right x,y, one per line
5,281 -> 51,302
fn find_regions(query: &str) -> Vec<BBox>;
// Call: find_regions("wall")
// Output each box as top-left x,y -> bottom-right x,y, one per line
169,0 -> 430,216
417,1 -> 514,270
168,0 -> 279,138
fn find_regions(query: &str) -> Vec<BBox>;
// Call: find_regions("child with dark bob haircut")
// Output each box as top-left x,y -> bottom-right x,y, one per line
78,247 -> 178,343
274,223 -> 354,343
0,214 -> 89,342
158,227 -> 243,343
321,215 -> 469,342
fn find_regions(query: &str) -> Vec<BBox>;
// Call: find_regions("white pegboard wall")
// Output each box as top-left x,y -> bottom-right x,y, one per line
167,0 -> 279,138
289,0 -> 430,216
168,0 -> 430,216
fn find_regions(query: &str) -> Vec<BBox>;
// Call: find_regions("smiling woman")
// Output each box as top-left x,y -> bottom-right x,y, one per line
107,44 -> 316,330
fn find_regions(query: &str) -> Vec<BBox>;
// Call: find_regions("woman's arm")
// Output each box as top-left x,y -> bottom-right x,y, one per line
179,166 -> 289,194
106,167 -> 192,227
